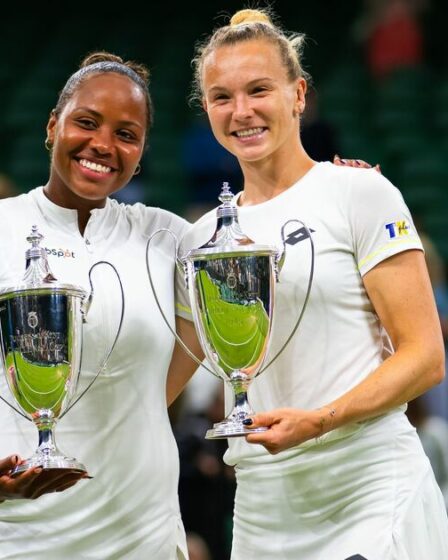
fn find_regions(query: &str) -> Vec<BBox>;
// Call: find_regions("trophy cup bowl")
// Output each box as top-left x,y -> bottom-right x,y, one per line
0,226 -> 124,476
0,285 -> 87,474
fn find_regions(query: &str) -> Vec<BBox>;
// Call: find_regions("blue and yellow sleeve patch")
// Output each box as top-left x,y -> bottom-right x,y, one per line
385,220 -> 412,239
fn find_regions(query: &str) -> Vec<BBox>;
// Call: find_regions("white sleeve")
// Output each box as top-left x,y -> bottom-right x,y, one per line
143,207 -> 193,319
174,268 -> 192,320
174,211 -> 217,321
175,229 -> 194,321
346,168 -> 423,276
0,206 -> 13,285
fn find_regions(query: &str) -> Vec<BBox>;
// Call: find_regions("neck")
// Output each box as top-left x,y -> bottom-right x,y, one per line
238,145 -> 315,206
44,179 -> 107,235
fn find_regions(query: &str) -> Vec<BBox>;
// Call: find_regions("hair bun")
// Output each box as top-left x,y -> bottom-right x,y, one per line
80,51 -> 124,69
229,9 -> 273,27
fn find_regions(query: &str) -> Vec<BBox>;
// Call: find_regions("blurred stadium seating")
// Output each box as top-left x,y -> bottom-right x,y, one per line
0,2 -> 446,260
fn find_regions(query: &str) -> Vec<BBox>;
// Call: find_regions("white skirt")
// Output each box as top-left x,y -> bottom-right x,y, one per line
231,413 -> 448,560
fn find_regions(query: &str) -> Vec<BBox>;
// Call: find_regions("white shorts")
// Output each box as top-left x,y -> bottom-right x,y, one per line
231,414 -> 448,560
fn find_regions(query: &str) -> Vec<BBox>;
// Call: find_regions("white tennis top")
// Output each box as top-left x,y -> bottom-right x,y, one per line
0,187 -> 189,559
176,162 -> 423,466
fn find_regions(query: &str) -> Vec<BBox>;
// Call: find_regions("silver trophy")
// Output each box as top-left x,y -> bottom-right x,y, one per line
147,183 -> 314,439
0,226 -> 124,475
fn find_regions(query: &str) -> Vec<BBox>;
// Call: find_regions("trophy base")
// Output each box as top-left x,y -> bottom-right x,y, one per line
11,455 -> 87,477
205,421 -> 268,440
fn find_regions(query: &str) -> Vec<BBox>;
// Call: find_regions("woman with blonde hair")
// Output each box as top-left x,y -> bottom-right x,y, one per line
168,8 -> 448,559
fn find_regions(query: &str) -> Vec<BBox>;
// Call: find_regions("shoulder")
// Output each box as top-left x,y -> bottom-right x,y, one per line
109,199 -> 190,237
179,206 -> 217,252
0,190 -> 37,230
316,162 -> 404,205
315,161 -> 393,189
0,191 -> 32,212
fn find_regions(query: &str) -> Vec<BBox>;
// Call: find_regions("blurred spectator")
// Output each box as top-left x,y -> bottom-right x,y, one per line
301,89 -> 340,162
353,0 -> 428,80
419,229 -> 448,421
180,365 -> 222,417
407,396 -> 448,509
174,382 -> 235,560
187,532 -> 212,560
420,231 -> 448,338
0,174 -> 19,199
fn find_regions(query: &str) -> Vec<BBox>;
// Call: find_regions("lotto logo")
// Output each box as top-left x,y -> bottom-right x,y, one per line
385,220 -> 410,239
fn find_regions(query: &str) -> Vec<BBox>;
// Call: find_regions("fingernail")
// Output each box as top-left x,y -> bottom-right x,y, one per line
356,160 -> 361,165
34,467 -> 43,474
242,418 -> 253,426
334,154 -> 340,159
12,455 -> 19,465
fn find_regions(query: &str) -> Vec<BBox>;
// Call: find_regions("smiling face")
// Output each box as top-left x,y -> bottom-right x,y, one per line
45,72 -> 147,208
202,38 -> 306,167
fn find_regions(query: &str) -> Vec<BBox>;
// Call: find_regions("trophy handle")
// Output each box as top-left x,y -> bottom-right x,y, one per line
259,219 -> 315,374
60,261 -> 125,418
146,229 -> 218,378
0,394 -> 29,421
0,324 -> 31,420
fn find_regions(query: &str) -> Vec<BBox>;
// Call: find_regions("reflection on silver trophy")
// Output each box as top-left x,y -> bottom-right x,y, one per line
147,183 -> 313,439
0,226 -> 124,476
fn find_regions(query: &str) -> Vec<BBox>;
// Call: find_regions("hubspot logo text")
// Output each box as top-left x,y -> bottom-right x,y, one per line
45,247 -> 76,258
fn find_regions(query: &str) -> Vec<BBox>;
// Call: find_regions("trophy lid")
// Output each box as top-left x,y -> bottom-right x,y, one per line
186,182 -> 278,259
0,225 -> 86,300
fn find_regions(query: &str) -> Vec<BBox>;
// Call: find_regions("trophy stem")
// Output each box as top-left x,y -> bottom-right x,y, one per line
205,371 -> 268,439
35,411 -> 58,456
232,372 -> 252,417
11,410 -> 86,476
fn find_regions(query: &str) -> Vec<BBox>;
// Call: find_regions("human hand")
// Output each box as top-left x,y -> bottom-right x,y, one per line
243,408 -> 327,454
0,455 -> 89,502
333,154 -> 381,173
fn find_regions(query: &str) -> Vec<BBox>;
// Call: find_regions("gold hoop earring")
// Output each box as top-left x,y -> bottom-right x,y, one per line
134,163 -> 141,176
45,138 -> 53,151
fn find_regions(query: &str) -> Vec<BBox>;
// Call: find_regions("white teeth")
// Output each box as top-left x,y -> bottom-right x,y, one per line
79,159 -> 112,174
235,127 -> 264,138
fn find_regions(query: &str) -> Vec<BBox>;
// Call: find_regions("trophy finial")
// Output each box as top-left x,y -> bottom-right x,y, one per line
218,182 -> 233,205
217,181 -> 238,220
23,226 -> 57,285
196,181 -> 254,249
27,225 -> 44,251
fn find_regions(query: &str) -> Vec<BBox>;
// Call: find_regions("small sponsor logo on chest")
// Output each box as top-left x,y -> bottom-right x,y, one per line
284,226 -> 316,246
45,247 -> 76,258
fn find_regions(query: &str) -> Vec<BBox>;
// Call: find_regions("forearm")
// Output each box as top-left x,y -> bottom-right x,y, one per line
245,252 -> 446,454
321,340 -> 445,434
166,343 -> 201,407
166,316 -> 204,407
322,250 -> 446,433
245,341 -> 445,454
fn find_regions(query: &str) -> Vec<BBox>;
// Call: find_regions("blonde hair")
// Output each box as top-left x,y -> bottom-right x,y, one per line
191,8 -> 309,105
